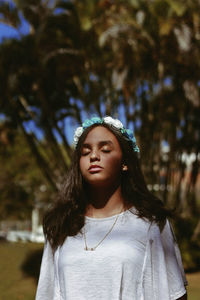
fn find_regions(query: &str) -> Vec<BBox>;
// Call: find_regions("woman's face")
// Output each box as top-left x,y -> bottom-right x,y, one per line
79,126 -> 123,187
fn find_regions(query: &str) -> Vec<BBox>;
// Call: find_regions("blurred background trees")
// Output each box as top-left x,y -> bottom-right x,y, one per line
0,0 -> 200,269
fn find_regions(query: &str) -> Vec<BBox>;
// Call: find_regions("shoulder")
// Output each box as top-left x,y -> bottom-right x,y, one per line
126,207 -> 174,244
126,207 -> 153,240
127,206 -> 151,228
147,219 -> 179,255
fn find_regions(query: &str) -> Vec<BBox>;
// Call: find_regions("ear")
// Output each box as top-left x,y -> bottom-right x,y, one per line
122,164 -> 128,171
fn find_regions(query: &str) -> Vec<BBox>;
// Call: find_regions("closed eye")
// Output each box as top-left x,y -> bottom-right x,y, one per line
81,150 -> 90,156
102,149 -> 111,153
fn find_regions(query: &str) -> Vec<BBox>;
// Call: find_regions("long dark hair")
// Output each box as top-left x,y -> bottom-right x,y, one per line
43,123 -> 172,252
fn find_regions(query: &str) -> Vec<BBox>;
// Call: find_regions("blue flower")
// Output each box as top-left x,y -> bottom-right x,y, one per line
126,129 -> 134,139
133,145 -> 140,153
131,137 -> 136,144
90,117 -> 103,124
82,117 -> 103,129
120,128 -> 126,134
82,119 -> 94,129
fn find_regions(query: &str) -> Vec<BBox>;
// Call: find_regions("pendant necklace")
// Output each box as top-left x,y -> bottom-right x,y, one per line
83,207 -> 124,251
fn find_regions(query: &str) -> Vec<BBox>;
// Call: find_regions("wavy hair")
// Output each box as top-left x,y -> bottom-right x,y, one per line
43,123 -> 173,252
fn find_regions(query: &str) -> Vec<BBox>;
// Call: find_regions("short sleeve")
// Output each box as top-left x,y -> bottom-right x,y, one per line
35,241 -> 60,300
142,220 -> 187,300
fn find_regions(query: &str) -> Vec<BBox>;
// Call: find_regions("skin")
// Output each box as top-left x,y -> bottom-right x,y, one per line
79,125 -> 188,300
79,126 -> 128,218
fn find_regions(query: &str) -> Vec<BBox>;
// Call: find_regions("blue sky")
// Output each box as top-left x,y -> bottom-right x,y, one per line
0,1 -> 172,147
0,5 -> 138,145
0,10 -> 30,43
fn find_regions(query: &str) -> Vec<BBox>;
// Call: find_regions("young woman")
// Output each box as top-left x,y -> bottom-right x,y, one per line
36,116 -> 188,300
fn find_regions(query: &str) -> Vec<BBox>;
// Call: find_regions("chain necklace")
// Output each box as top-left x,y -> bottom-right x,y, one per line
83,207 -> 124,251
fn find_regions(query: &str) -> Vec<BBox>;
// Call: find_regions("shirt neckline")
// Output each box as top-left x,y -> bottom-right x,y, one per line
85,206 -> 134,222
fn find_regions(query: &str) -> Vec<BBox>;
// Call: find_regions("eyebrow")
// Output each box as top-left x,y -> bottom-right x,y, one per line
82,140 -> 113,148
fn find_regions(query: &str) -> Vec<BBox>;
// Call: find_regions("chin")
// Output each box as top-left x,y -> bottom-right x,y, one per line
88,177 -> 117,188
86,177 -> 109,187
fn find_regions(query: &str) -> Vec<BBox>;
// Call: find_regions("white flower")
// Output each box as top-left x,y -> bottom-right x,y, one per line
75,126 -> 83,137
103,116 -> 114,124
112,119 -> 123,129
74,126 -> 83,143
103,116 -> 123,129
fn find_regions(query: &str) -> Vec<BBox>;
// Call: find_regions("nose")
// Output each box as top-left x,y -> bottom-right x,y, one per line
90,150 -> 100,162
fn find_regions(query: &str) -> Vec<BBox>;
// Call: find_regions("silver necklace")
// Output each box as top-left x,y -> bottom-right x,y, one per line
83,208 -> 124,251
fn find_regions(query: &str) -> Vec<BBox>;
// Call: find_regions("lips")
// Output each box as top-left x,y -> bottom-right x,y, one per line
88,165 -> 103,173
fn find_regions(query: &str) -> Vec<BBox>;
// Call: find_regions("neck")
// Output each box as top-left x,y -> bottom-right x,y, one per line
85,182 -> 125,218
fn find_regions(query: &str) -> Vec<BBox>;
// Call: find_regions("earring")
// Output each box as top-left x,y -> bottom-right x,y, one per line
122,164 -> 128,171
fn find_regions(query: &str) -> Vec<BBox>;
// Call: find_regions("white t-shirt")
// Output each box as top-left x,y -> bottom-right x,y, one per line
35,207 -> 187,300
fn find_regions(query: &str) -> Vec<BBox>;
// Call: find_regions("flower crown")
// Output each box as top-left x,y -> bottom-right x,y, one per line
73,116 -> 140,153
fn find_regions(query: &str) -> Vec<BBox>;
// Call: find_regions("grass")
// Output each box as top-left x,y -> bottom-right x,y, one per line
186,272 -> 200,300
0,242 -> 43,300
0,241 -> 199,300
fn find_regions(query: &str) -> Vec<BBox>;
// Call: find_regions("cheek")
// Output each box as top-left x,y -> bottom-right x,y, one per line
79,157 -> 87,175
104,154 -> 122,171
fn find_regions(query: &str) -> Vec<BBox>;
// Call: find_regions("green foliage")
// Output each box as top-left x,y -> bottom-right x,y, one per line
0,0 -> 200,268
0,1 -> 20,27
0,123 -> 52,220
174,217 -> 200,271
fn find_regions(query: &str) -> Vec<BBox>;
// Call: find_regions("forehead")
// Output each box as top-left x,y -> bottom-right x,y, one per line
83,126 -> 120,146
